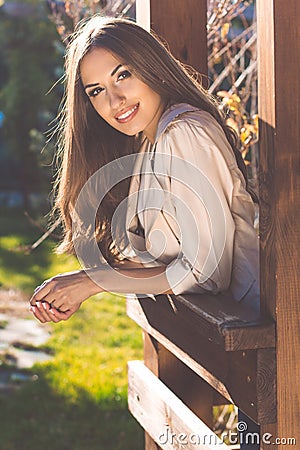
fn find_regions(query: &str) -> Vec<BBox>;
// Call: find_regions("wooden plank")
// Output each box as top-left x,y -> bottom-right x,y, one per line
128,360 -> 229,449
136,0 -> 151,31
178,295 -> 275,351
227,350 -> 258,421
141,3 -> 212,444
223,324 -> 275,352
228,349 -> 276,424
127,293 -> 275,351
260,424 -> 278,450
145,433 -> 159,450
257,349 -> 276,424
127,296 -> 276,424
143,335 -> 214,442
150,0 -> 208,77
156,343 -> 214,427
257,0 -> 300,446
143,332 -> 159,375
177,294 -> 275,351
127,294 -> 232,400
143,333 -> 161,449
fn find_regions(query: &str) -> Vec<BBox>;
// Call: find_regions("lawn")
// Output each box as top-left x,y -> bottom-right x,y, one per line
0,208 -> 144,450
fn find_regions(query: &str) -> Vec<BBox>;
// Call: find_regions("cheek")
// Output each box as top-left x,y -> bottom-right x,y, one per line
144,88 -> 162,108
92,100 -> 108,119
149,96 -> 162,114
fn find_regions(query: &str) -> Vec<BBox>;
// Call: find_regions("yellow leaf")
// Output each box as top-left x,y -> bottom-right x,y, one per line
221,23 -> 230,40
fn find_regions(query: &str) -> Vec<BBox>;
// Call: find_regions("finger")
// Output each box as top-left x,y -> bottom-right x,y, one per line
35,289 -> 68,309
43,302 -> 77,322
40,301 -> 62,321
35,301 -> 56,322
50,298 -> 66,311
50,295 -> 73,312
36,303 -> 63,323
30,304 -> 49,323
31,283 -> 53,304
30,289 -> 55,307
49,307 -> 72,321
52,302 -> 70,312
46,305 -> 64,323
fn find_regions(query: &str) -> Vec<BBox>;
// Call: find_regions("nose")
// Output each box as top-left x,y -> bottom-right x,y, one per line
107,87 -> 126,110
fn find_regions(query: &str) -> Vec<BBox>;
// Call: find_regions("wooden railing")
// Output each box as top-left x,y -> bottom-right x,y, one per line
127,293 -> 275,448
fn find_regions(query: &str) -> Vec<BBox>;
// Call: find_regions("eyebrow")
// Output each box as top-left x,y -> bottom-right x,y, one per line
84,64 -> 123,90
110,64 -> 122,77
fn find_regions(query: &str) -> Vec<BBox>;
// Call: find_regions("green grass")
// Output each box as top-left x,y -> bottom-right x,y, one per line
40,293 -> 143,407
0,208 -> 144,449
0,208 -> 80,292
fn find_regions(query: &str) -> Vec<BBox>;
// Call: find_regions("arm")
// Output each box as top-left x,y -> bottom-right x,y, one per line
155,115 -> 236,295
30,262 -> 173,323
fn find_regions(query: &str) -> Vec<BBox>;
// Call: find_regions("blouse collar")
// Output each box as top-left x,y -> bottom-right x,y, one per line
154,103 -> 200,143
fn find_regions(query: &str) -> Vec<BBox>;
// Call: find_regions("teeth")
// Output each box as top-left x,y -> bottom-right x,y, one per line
117,105 -> 138,120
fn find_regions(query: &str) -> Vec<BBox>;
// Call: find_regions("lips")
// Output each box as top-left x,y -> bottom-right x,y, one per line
115,103 -> 139,123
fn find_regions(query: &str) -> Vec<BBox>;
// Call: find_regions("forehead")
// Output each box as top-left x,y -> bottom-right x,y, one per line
80,47 -> 121,83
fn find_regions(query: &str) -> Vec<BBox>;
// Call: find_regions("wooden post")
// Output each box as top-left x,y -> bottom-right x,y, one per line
143,332 -> 215,449
143,333 -> 160,450
140,2 -> 209,449
149,0 -> 207,77
257,0 -> 300,448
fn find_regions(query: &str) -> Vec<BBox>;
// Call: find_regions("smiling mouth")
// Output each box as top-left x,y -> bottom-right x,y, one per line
115,104 -> 139,122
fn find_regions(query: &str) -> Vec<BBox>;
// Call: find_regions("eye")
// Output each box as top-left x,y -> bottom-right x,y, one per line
87,86 -> 104,98
117,70 -> 131,81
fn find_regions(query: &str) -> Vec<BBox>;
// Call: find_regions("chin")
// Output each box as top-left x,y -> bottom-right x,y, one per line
118,128 -> 142,137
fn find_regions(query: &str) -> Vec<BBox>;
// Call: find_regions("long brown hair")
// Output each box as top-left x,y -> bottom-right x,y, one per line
54,16 -> 255,262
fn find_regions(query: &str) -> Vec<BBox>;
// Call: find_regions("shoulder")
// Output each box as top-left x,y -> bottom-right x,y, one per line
155,103 -> 229,151
155,103 -> 216,141
155,104 -> 237,169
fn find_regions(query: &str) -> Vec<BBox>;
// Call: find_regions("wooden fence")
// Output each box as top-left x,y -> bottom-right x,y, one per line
127,1 -> 300,449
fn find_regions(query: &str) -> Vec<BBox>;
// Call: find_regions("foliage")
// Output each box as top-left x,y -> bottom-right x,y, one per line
208,0 -> 258,184
47,0 -> 135,42
0,0 -> 64,207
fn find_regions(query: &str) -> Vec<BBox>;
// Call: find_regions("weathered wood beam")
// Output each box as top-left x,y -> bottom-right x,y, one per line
136,3 -> 210,448
127,294 -> 275,352
127,295 -> 276,423
149,0 -> 207,77
257,0 -> 300,447
128,360 -> 229,449
142,333 -> 215,448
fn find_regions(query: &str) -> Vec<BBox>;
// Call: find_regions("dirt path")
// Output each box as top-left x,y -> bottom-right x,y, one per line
0,287 -> 31,318
0,288 -> 52,392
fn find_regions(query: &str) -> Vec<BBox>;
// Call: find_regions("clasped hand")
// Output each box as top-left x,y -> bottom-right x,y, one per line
29,270 -> 100,323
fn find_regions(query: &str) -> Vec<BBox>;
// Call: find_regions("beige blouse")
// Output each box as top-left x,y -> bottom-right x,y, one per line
126,103 -> 259,304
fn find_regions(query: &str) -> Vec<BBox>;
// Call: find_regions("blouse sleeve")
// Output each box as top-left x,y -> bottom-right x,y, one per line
155,115 -> 238,295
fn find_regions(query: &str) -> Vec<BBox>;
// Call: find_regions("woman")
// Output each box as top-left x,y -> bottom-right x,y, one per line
30,16 -> 259,321
30,15 -> 260,449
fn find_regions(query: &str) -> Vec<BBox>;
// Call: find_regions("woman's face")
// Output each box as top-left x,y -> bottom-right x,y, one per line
80,47 -> 165,143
